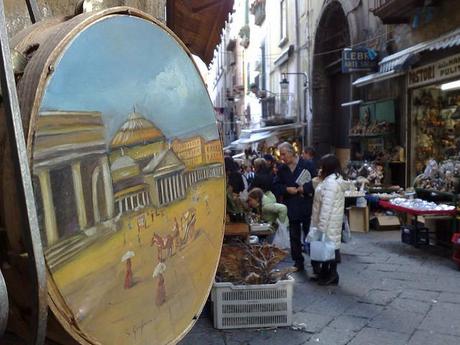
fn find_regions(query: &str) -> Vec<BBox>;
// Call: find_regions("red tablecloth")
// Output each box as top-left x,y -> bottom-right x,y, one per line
379,200 -> 457,217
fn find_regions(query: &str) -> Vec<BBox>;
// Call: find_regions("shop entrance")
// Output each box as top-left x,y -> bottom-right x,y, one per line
312,1 -> 351,160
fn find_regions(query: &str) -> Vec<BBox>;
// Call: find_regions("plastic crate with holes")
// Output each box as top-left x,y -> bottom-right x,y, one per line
210,276 -> 294,329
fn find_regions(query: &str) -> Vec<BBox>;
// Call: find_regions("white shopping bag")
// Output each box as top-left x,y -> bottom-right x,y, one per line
341,215 -> 352,243
310,233 -> 336,262
272,220 -> 290,249
306,226 -> 322,243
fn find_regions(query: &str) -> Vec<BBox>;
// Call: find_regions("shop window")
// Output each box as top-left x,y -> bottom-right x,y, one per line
410,82 -> 460,181
349,99 -> 404,186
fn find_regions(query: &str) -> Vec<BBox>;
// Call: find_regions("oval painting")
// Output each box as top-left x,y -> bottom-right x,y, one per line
31,14 -> 225,345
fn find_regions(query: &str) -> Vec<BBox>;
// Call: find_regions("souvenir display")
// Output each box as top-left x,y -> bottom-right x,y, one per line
390,198 -> 455,211
353,162 -> 385,186
6,8 -> 225,345
414,159 -> 460,193
349,120 -> 394,136
411,87 -> 460,174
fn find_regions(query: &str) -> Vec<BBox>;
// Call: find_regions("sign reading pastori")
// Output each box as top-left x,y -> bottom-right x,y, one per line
342,48 -> 378,73
408,53 -> 460,88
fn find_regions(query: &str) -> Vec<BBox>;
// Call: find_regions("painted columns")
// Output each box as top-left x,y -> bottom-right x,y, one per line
37,169 -> 58,246
101,156 -> 115,218
92,166 -> 101,224
72,161 -> 88,229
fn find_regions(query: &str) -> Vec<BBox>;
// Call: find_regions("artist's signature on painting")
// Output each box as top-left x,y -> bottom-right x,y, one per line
126,319 -> 153,340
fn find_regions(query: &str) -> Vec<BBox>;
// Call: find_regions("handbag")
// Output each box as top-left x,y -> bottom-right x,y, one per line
310,233 -> 336,262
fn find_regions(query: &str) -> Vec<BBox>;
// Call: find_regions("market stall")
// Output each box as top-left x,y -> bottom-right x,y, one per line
379,198 -> 457,247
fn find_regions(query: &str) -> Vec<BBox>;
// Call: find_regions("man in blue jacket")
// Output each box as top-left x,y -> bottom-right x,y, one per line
275,142 -> 316,272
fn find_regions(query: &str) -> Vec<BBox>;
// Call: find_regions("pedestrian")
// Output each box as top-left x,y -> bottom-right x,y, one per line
243,148 -> 257,168
247,188 -> 288,235
309,154 -> 348,285
274,142 -> 316,272
242,163 -> 255,187
263,153 -> 276,173
302,146 -> 319,175
225,156 -> 245,194
250,157 -> 274,192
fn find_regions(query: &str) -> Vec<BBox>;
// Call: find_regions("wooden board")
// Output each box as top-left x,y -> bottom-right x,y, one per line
4,7 -> 225,345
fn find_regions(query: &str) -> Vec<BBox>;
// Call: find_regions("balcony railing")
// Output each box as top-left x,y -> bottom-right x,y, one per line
372,0 -> 441,24
259,93 -> 297,125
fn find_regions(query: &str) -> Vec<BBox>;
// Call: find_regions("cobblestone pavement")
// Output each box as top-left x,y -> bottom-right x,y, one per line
179,231 -> 460,345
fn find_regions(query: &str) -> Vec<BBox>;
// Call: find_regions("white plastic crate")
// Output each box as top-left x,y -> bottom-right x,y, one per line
211,276 -> 294,329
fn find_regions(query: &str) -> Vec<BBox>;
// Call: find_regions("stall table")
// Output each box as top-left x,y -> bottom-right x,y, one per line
224,222 -> 250,242
379,200 -> 457,246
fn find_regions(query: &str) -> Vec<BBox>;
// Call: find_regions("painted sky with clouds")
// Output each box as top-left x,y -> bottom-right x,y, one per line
40,16 -> 218,143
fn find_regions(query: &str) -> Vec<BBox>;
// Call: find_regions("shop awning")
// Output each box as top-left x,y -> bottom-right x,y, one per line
167,0 -> 234,65
231,131 -> 273,146
229,123 -> 303,147
353,27 -> 460,87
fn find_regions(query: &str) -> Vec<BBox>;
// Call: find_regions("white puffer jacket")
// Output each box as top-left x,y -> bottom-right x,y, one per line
310,174 -> 349,249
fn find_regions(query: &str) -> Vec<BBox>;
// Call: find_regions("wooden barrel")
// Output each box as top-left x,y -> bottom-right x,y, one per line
1,7 -> 225,344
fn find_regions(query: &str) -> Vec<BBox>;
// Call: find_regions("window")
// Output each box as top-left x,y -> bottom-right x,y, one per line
280,0 -> 288,43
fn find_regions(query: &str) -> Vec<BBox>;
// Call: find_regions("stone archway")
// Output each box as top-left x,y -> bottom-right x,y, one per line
312,1 -> 352,159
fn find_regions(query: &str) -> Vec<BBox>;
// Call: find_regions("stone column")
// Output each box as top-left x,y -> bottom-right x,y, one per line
101,156 -> 115,218
72,161 -> 88,230
37,169 -> 59,246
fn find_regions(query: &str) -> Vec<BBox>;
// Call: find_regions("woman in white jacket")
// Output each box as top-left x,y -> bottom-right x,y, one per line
309,154 -> 348,285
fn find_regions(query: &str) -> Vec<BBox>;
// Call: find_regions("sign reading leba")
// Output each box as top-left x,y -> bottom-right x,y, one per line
408,52 -> 460,88
342,48 -> 378,73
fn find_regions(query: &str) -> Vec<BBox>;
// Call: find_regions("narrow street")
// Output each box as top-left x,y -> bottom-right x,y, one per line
180,231 -> 460,345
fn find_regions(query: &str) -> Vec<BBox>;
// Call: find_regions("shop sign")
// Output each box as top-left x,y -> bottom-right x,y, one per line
342,48 -> 378,73
408,53 -> 460,88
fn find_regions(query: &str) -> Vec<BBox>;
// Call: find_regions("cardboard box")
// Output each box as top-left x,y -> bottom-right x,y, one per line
374,215 -> 400,231
348,206 -> 369,233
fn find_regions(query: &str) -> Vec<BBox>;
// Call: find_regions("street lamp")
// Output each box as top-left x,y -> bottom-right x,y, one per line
279,77 -> 289,91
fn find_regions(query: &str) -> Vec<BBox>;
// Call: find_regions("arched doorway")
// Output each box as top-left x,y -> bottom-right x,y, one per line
312,1 -> 351,160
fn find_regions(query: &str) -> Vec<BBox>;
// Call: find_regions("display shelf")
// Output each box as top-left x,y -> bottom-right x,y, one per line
414,188 -> 458,201
349,132 -> 394,138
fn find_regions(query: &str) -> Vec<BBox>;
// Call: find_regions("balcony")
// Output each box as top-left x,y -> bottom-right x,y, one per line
250,0 -> 266,26
259,93 -> 296,125
372,0 -> 441,24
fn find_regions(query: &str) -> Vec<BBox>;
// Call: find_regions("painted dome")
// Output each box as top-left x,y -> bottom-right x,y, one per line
110,155 -> 137,171
111,111 -> 165,148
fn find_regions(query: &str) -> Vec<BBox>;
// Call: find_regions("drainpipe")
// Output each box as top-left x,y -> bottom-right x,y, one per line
294,0 -> 304,148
